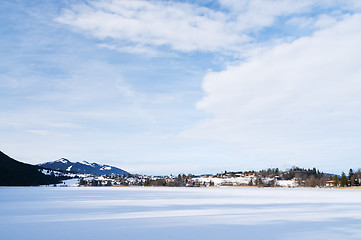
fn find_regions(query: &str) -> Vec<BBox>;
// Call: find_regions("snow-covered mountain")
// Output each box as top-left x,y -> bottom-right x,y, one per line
38,158 -> 129,175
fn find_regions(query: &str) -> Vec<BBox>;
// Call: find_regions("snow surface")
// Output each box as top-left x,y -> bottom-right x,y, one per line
1,187 -> 361,240
194,176 -> 255,186
100,166 -> 112,171
275,179 -> 298,187
40,169 -> 84,178
66,165 -> 72,172
54,178 -> 80,187
193,176 -> 297,187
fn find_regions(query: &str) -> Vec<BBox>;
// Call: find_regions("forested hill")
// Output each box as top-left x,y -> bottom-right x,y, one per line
0,151 -> 63,186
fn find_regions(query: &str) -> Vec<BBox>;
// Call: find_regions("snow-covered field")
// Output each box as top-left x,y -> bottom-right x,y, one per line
1,187 -> 361,240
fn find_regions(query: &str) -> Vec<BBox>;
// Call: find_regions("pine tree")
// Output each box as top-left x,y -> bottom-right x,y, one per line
348,169 -> 354,186
91,179 -> 98,186
79,178 -> 85,186
340,172 -> 347,187
332,174 -> 339,187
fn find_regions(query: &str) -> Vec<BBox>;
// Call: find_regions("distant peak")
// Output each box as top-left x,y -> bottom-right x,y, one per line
56,158 -> 70,164
81,161 -> 94,167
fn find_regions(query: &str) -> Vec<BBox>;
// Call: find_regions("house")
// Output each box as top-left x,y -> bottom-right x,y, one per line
326,180 -> 336,187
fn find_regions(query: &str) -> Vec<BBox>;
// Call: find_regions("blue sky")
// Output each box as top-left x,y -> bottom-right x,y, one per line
1,0 -> 361,175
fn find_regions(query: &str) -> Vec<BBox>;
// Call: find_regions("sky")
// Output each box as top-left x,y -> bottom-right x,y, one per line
1,0 -> 361,175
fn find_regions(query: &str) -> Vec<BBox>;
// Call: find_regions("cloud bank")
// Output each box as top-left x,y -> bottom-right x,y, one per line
182,14 -> 361,169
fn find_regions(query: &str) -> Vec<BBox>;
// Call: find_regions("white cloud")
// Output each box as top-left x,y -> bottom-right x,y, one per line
26,129 -> 70,137
56,0 -> 245,53
55,0 -> 361,55
182,14 -> 361,169
219,0 -> 315,30
47,122 -> 81,128
98,43 -> 162,56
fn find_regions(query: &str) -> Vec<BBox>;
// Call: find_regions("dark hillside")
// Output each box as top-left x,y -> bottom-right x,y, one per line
0,151 -> 63,186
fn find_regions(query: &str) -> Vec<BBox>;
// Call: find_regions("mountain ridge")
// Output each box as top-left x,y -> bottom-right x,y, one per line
38,158 -> 129,175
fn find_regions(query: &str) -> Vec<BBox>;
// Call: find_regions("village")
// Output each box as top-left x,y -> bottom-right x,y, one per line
56,167 -> 361,188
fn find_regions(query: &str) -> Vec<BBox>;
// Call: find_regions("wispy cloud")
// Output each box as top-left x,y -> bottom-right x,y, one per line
98,43 -> 163,57
55,0 -> 244,53
26,129 -> 70,137
56,0 -> 346,55
47,122 -> 82,128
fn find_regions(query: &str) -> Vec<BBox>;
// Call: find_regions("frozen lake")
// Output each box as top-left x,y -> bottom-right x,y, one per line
1,187 -> 361,239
